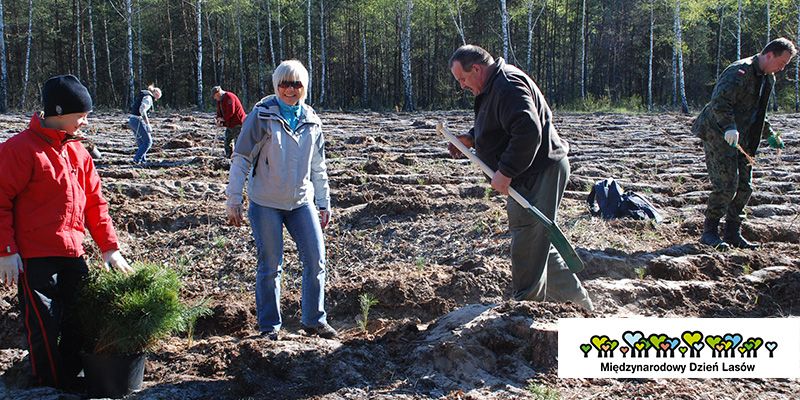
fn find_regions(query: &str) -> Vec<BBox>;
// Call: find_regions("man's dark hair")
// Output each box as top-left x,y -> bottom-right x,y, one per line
449,45 -> 495,71
761,38 -> 797,57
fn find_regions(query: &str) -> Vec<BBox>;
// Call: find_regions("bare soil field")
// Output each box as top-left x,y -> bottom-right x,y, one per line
1,110 -> 798,399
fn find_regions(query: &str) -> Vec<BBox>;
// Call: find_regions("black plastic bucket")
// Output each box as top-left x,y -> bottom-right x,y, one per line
81,352 -> 145,398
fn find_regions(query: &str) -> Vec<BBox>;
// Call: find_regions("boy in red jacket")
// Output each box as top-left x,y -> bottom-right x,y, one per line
0,75 -> 133,390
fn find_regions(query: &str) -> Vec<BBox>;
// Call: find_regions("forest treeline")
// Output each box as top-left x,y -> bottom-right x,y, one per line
0,0 -> 798,113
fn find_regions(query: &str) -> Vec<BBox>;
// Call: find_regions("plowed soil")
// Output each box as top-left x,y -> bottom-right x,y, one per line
1,110 -> 798,399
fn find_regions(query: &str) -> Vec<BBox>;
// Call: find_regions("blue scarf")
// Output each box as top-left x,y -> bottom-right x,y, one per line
276,98 -> 302,130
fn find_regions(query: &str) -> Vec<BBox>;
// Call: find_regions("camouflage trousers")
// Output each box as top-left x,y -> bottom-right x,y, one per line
702,131 -> 753,224
224,125 -> 242,158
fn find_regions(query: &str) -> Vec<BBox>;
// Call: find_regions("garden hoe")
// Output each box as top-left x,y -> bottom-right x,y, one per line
438,122 -> 585,273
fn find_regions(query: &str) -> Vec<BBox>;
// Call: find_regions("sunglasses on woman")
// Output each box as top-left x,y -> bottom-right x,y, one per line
278,81 -> 304,89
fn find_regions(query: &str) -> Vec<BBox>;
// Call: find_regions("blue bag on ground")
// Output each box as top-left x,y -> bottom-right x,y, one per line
587,178 -> 624,219
587,178 -> 663,223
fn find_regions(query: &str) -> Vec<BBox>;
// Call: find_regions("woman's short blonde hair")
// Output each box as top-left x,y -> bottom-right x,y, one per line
272,60 -> 309,103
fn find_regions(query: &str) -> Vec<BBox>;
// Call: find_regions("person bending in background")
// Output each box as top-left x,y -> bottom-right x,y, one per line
211,86 -> 247,158
128,84 -> 162,164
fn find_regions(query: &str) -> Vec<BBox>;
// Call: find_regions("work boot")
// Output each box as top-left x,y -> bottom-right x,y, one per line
302,323 -> 338,339
724,222 -> 760,249
700,218 -> 730,250
260,330 -> 279,341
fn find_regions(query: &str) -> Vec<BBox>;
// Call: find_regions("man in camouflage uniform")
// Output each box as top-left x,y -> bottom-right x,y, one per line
692,38 -> 796,250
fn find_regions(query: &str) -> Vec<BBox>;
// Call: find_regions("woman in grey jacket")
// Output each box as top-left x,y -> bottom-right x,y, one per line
225,60 -> 335,340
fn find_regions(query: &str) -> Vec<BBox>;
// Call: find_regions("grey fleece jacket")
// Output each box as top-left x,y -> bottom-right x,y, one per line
226,95 -> 330,211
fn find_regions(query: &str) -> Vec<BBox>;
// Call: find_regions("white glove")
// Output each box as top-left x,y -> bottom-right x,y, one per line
227,204 -> 244,226
0,254 -> 23,286
724,129 -> 739,147
319,208 -> 332,229
102,250 -> 134,274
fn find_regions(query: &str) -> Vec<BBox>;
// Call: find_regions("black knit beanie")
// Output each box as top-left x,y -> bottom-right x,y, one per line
42,75 -> 93,117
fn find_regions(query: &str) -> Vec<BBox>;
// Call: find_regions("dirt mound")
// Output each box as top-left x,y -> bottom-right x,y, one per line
164,137 -> 195,149
646,254 -> 728,281
230,335 -> 397,398
227,301 -> 584,398
363,158 -> 394,175
747,268 -> 800,315
0,291 -> 25,349
3,111 -> 800,399
194,298 -> 255,337
403,302 -> 584,396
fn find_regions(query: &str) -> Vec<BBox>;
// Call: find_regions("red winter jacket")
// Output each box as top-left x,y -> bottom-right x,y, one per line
0,113 -> 119,259
216,92 -> 246,128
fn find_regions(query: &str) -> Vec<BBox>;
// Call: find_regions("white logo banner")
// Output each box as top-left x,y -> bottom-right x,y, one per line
558,318 -> 800,378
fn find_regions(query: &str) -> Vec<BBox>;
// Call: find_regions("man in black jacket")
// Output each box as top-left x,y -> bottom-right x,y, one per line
448,45 -> 593,311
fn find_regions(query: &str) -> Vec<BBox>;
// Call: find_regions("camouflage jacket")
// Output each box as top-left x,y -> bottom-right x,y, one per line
692,55 -> 774,154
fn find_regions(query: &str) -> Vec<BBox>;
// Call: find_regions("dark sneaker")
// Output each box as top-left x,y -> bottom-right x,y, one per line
260,330 -> 279,340
303,323 -> 337,339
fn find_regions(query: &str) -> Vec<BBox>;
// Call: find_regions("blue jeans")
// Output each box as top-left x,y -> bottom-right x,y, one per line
248,202 -> 327,332
129,116 -> 152,163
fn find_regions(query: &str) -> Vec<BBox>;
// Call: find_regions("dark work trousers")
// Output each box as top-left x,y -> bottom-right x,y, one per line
506,157 -> 593,310
18,257 -> 88,389
224,125 -> 243,158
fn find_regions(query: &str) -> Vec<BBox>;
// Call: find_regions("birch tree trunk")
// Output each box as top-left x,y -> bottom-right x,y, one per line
196,0 -> 203,109
675,0 -> 689,114
277,1 -> 284,61
648,0 -> 653,111
257,9 -> 263,94
164,0 -> 175,90
796,1 -> 799,111
361,17 -> 368,106
447,0 -> 466,45
76,0 -> 81,79
400,0 -> 414,111
307,0 -> 313,103
672,20 -> 677,106
21,0 -> 33,108
237,6 -> 246,105
737,0 -> 742,59
0,0 -> 7,112
103,12 -> 117,105
0,0 -> 6,112
766,0 -> 771,45
220,16 -> 226,84
267,0 -> 276,69
205,13 -> 216,85
580,0 -> 586,100
526,1 -> 545,73
137,0 -> 143,86
767,0 -> 777,111
716,3 -> 723,78
319,0 -> 326,105
500,0 -> 509,60
126,0 -> 134,104
88,0 -> 97,99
